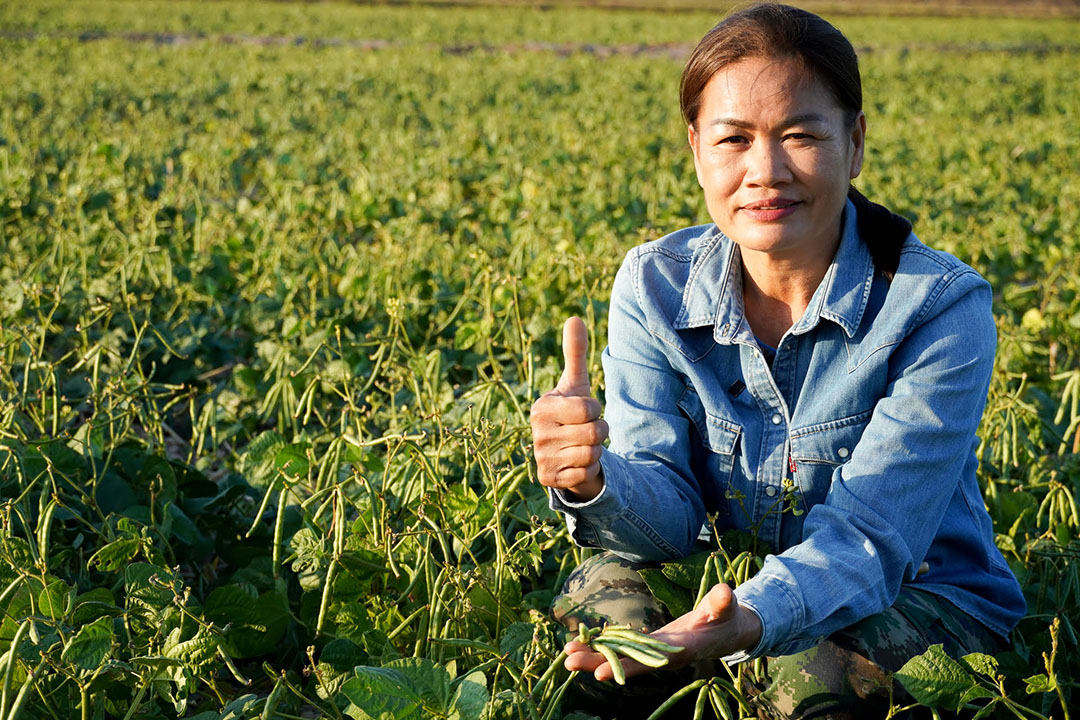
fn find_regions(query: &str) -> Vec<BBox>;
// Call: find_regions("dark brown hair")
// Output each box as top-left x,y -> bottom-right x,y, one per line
681,3 -> 911,277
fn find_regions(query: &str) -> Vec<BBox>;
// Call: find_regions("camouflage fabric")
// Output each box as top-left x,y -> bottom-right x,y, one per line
552,551 -> 1008,720
552,551 -> 670,633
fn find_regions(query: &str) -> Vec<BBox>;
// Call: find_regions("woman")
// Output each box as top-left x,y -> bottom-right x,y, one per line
529,4 -> 1026,718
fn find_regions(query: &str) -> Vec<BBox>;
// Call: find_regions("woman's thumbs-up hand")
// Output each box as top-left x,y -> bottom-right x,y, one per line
530,317 -> 609,502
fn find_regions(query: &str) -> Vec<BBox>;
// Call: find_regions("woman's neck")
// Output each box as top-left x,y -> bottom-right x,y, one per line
739,243 -> 836,349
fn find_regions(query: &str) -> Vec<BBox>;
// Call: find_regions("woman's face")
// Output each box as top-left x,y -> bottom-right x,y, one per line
688,55 -> 865,262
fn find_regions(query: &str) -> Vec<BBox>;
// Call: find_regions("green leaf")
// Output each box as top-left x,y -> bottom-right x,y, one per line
385,657 -> 452,710
958,683 -> 995,705
464,564 -> 522,634
341,667 -> 424,720
660,550 -> 711,590
970,700 -> 1000,719
163,503 -> 202,548
62,616 -> 114,670
162,627 -> 218,669
960,652 -> 999,677
320,638 -> 366,673
125,563 -> 180,615
1023,673 -> 1056,694
637,567 -> 693,618
449,670 -> 489,720
498,621 -> 534,661
204,584 -> 258,619
130,655 -> 185,672
290,527 -> 328,591
895,644 -> 978,710
90,538 -> 140,572
215,693 -> 262,720
38,578 -> 72,620
0,281 -> 24,318
203,585 -> 289,658
239,431 -> 287,487
274,443 -> 311,480
71,599 -> 123,626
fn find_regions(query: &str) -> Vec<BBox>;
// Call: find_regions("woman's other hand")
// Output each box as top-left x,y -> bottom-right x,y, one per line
530,317 -> 608,502
563,583 -> 763,682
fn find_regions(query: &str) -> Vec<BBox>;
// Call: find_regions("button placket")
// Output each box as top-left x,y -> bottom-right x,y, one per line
738,338 -> 791,550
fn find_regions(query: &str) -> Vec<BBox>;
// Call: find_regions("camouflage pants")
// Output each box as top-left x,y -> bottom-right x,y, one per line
552,552 -> 1008,720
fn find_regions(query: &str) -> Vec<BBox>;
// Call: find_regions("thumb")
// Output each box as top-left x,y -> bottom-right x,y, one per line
555,316 -> 590,396
696,583 -> 736,624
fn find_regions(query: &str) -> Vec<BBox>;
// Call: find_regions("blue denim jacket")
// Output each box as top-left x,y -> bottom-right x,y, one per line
549,200 -> 1026,658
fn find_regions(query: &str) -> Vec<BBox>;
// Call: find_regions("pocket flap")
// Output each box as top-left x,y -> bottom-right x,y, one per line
678,386 -> 741,455
790,410 -> 872,465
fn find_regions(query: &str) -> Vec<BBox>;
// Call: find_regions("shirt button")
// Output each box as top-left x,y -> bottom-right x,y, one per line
837,447 -> 850,458
765,486 -> 778,497
771,414 -> 782,425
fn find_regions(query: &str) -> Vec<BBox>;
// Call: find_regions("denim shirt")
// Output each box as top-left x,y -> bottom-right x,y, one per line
549,200 -> 1026,659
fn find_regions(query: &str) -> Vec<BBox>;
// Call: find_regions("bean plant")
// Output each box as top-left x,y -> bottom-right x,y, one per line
0,3 -> 1078,718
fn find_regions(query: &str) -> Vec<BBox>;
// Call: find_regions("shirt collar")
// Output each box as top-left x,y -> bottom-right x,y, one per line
672,198 -> 874,343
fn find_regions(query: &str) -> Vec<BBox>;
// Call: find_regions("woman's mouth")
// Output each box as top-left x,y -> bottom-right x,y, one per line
741,200 -> 802,221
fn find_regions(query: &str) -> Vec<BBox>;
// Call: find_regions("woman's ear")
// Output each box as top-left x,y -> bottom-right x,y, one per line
849,111 -> 867,180
688,124 -> 705,189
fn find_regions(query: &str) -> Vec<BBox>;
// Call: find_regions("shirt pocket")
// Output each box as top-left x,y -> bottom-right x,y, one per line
789,410 -> 872,510
677,385 -> 741,515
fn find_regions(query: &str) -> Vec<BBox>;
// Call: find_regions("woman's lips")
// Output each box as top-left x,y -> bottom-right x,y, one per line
741,200 -> 802,221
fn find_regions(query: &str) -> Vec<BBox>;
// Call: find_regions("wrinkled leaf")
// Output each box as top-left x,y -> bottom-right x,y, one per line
895,644 -> 977,710
1023,673 -> 1056,694
449,670 -> 489,720
62,616 -> 114,670
960,652 -> 999,677
89,538 -> 140,572
341,667 -> 424,720
385,657 -> 452,710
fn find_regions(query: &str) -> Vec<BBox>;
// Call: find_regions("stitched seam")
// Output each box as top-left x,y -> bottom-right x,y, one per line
793,457 -> 843,466
636,244 -> 694,262
791,409 -> 873,438
623,508 -> 682,558
847,339 -> 901,374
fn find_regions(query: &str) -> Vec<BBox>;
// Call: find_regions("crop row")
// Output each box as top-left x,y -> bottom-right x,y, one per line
0,7 -> 1077,718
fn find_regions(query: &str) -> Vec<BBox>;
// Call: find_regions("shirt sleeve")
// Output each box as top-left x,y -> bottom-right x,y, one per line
734,269 -> 997,657
547,250 -> 707,563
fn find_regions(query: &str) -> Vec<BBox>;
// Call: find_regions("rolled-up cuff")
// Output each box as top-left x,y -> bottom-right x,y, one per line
720,603 -> 766,665
547,448 -> 628,519
547,449 -> 632,549
732,565 -> 806,658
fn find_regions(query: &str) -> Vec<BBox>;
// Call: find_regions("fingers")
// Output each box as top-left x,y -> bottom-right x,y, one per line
531,394 -> 603,427
555,316 -> 590,396
542,461 -> 602,491
541,418 -> 607,447
564,643 -> 638,682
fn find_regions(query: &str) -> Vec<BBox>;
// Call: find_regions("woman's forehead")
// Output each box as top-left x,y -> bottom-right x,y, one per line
699,56 -> 843,125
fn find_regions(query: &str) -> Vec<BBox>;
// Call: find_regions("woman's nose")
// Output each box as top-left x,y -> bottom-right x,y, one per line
744,140 -> 793,187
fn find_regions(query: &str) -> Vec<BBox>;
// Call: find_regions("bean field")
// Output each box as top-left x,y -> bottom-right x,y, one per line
0,1 -> 1078,718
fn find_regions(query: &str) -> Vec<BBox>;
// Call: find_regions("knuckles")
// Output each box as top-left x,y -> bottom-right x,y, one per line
530,387 -> 606,489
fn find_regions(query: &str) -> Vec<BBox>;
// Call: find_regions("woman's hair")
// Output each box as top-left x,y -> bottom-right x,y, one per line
681,3 -> 911,278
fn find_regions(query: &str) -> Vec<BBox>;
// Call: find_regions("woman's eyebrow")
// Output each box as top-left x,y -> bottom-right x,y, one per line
709,113 -> 828,129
